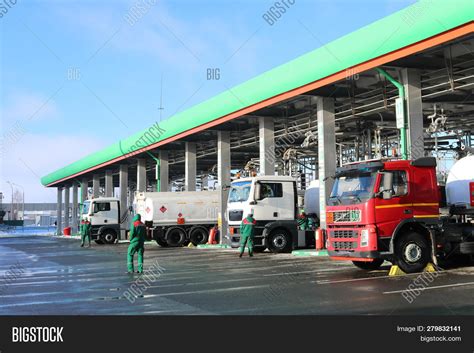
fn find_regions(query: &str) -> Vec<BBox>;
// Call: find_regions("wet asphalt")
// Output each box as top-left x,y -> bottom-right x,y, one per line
0,235 -> 473,315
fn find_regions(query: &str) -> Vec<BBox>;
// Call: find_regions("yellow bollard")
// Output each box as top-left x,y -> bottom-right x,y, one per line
388,263 -> 437,276
424,263 -> 437,272
388,265 -> 406,276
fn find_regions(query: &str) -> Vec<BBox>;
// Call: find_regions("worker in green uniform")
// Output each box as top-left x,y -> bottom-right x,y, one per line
297,211 -> 309,230
239,213 -> 256,258
127,214 -> 146,273
81,218 -> 91,247
79,219 -> 84,238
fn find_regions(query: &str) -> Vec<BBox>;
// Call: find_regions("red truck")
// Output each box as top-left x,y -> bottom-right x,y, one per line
326,157 -> 474,273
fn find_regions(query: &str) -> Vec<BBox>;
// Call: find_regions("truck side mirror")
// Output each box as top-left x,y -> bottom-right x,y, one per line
382,172 -> 393,200
254,182 -> 262,201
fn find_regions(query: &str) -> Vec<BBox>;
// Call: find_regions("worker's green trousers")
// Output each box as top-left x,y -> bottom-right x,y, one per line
127,243 -> 144,272
239,234 -> 254,256
81,233 -> 90,246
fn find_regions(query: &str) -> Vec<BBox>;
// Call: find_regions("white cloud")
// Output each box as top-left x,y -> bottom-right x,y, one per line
52,2 -> 202,65
1,133 -> 106,203
52,1 -> 263,74
2,91 -> 59,124
1,91 -> 105,203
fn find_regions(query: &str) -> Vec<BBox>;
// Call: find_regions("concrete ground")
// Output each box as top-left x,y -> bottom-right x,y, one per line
0,235 -> 473,315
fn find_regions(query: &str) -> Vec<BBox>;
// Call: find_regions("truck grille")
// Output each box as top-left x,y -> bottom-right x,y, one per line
331,210 -> 361,223
331,230 -> 358,238
333,241 -> 357,250
229,210 -> 243,222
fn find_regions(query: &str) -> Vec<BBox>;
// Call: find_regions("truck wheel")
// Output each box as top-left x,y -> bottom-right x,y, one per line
165,227 -> 186,247
352,259 -> 384,271
102,230 -> 117,245
189,226 -> 209,245
395,231 -> 431,273
155,238 -> 168,247
268,229 -> 292,253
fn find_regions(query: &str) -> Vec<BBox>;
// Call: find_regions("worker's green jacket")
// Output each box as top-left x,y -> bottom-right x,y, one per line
82,221 -> 91,235
240,216 -> 256,237
129,215 -> 146,245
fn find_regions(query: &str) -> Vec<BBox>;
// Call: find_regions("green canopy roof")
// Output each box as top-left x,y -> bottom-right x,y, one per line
41,0 -> 474,186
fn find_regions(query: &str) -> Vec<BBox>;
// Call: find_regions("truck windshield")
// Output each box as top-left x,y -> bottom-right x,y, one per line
82,201 -> 90,214
229,181 -> 251,203
329,171 -> 376,205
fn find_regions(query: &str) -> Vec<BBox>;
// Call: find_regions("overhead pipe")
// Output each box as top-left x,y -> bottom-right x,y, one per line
376,68 -> 408,160
146,151 -> 161,192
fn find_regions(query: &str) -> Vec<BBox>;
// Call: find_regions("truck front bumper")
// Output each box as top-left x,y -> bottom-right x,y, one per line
326,224 -> 388,261
327,250 -> 384,262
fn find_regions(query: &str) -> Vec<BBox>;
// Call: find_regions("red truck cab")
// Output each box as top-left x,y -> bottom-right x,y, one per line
326,157 -> 441,273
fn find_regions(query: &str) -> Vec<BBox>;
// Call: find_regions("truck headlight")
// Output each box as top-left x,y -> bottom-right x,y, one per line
360,229 -> 369,247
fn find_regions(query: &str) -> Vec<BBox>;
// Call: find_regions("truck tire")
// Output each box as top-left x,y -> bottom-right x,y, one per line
459,242 -> 474,255
189,226 -> 208,245
101,230 -> 117,245
395,231 -> 431,273
165,227 -> 186,247
268,229 -> 292,253
352,259 -> 384,271
155,238 -> 168,247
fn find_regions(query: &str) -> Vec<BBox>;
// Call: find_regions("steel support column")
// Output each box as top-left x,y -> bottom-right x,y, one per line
137,159 -> 147,192
64,186 -> 70,228
217,131 -> 231,244
158,150 -> 169,192
105,170 -> 114,197
80,178 -> 88,204
56,187 -> 63,235
317,97 -> 336,230
185,142 -> 196,191
259,116 -> 275,176
72,183 -> 78,234
119,164 -> 129,240
92,174 -> 100,197
402,68 -> 425,160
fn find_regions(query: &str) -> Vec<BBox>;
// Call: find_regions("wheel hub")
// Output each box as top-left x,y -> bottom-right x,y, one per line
273,234 -> 286,248
404,243 -> 422,263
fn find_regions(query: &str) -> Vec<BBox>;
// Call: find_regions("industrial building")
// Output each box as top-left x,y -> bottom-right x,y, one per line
41,0 -> 474,240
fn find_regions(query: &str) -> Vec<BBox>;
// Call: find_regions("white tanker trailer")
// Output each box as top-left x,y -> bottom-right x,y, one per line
82,191 -> 219,246
446,155 -> 474,213
436,155 -> 474,260
134,191 -> 219,247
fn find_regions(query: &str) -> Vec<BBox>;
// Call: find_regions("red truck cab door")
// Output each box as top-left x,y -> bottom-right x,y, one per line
374,166 -> 413,238
410,165 -> 439,219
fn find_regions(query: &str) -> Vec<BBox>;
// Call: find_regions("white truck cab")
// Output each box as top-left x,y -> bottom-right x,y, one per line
81,197 -> 121,244
227,175 -> 315,252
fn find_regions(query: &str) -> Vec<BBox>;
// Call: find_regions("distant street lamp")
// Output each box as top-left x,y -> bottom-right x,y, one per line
6,181 -> 14,220
5,182 -> 25,221
11,183 -> 25,221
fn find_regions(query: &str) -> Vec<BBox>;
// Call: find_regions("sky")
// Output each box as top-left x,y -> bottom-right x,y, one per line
0,0 -> 417,203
